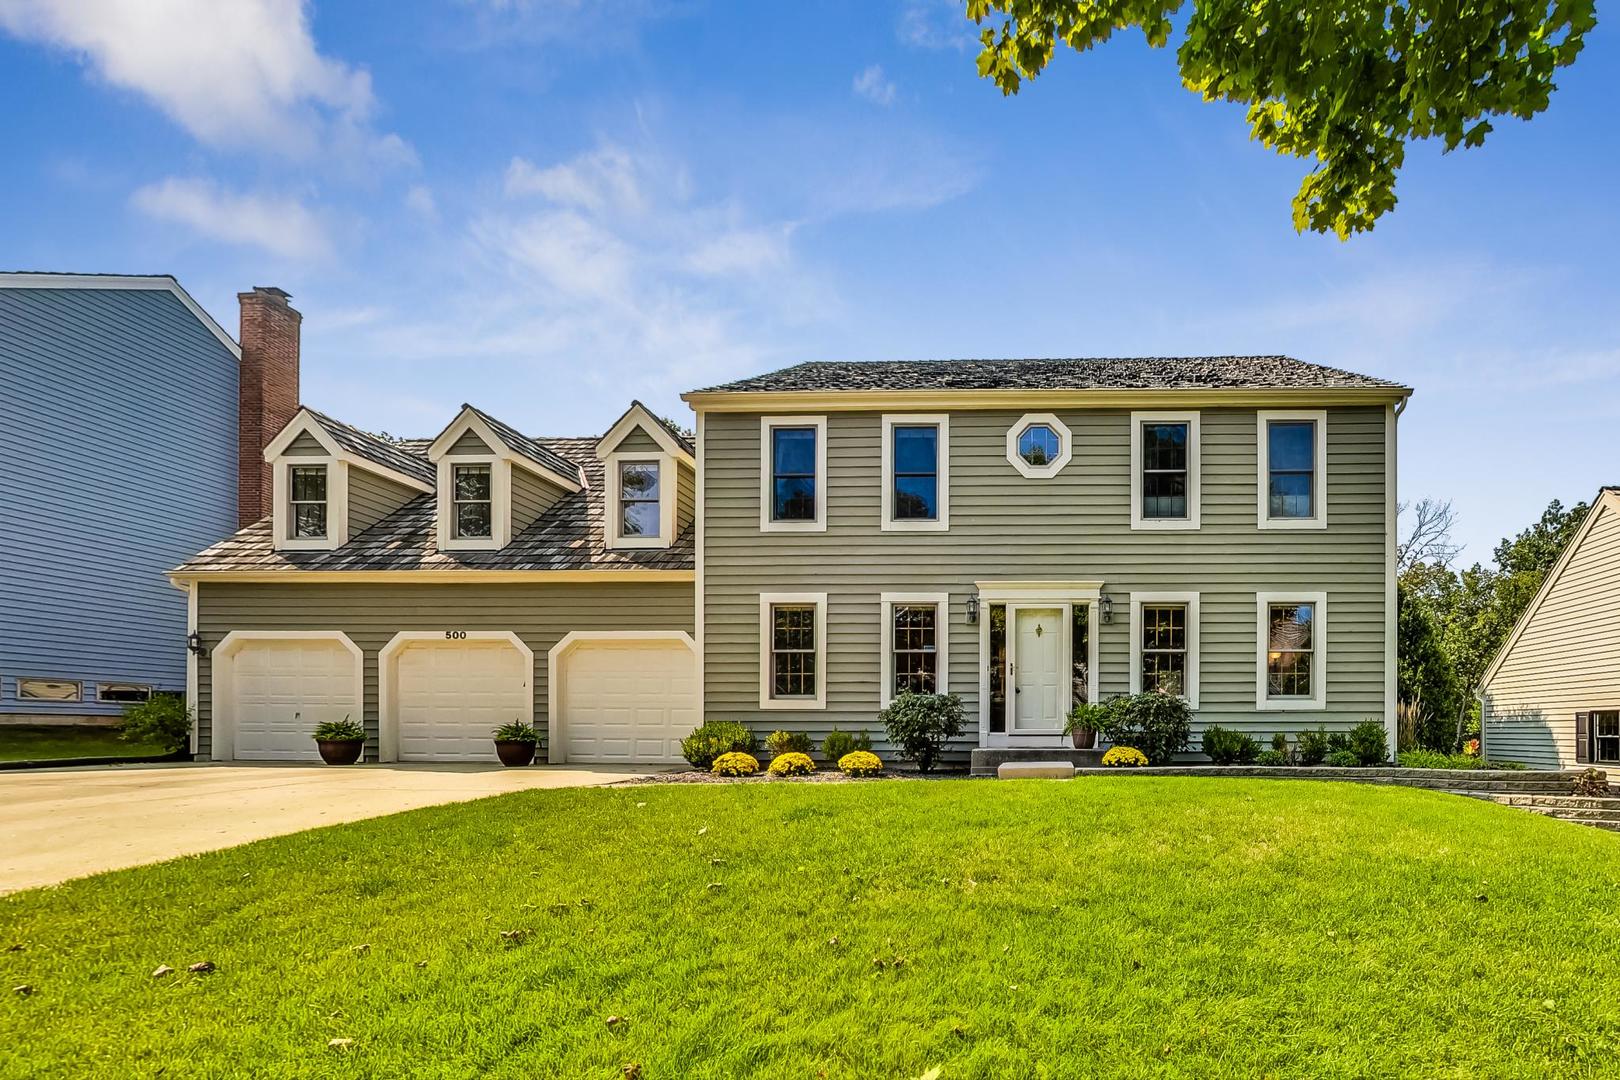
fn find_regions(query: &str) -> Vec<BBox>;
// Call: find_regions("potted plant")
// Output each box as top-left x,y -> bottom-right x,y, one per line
492,720 -> 540,767
311,715 -> 365,765
1065,700 -> 1110,750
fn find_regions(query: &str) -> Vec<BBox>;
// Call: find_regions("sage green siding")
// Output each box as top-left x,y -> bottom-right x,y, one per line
677,460 -> 695,534
349,468 -> 420,536
449,429 -> 492,455
1481,495 -> 1620,768
613,428 -> 663,454
284,431 -> 325,455
700,406 -> 1390,755
511,466 -> 566,534
195,581 -> 693,759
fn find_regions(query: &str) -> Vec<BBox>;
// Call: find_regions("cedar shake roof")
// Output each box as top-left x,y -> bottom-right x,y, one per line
462,404 -> 584,484
303,407 -> 435,486
692,356 -> 1408,394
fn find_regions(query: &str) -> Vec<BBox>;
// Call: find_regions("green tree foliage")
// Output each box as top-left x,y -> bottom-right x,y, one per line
965,1 -> 1596,237
1395,588 -> 1458,749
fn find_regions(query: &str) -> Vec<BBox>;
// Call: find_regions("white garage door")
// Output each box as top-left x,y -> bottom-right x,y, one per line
231,639 -> 359,761
562,640 -> 697,763
396,641 -> 531,762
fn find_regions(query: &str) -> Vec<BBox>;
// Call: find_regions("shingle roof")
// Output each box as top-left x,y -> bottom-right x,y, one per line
691,357 -> 1407,394
305,408 -> 435,486
637,400 -> 696,456
465,404 -> 584,484
175,438 -> 691,574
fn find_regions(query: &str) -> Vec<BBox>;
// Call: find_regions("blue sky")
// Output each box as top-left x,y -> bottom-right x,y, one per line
2,0 -> 1615,561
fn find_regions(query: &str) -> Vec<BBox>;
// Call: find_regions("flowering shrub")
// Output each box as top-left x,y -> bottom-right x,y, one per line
711,751 -> 760,777
838,750 -> 884,777
1101,746 -> 1147,768
768,751 -> 815,777
1464,738 -> 1481,757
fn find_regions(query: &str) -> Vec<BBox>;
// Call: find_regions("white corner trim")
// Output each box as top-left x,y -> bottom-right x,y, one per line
694,409 -> 707,727
546,630 -> 697,764
0,273 -> 241,359
759,415 -> 828,532
436,455 -> 509,551
879,591 -> 951,708
1128,591 -> 1200,708
880,414 -> 949,532
1255,591 -> 1329,711
185,581 -> 199,755
596,402 -> 695,465
1005,412 -> 1073,479
759,591 -> 828,710
1385,401 -> 1401,753
604,451 -> 678,550
263,410 -> 341,461
377,631 -> 534,764
1129,411 -> 1201,531
272,457 -> 349,551
1256,409 -> 1329,530
208,631 -> 363,762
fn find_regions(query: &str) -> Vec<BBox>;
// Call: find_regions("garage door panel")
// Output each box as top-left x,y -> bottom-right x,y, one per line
230,639 -> 358,761
562,641 -> 694,764
395,640 -> 530,762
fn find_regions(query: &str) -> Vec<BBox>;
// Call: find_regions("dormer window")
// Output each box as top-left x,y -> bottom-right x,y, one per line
597,401 -> 695,551
289,465 -> 328,539
619,460 -> 661,538
452,464 -> 493,539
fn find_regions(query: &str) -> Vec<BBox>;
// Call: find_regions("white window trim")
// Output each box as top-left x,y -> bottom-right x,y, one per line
1128,591 -> 1200,708
1130,411 -> 1201,531
759,415 -> 827,533
273,457 -> 349,551
436,455 -> 510,552
881,414 -> 949,532
595,403 -> 695,466
1005,412 -> 1073,478
879,592 -> 950,707
1255,591 -> 1328,711
604,451 -> 677,550
758,591 -> 828,710
1256,410 -> 1328,530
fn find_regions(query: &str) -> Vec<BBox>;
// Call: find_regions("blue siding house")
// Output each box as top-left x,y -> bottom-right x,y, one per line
0,274 -> 293,722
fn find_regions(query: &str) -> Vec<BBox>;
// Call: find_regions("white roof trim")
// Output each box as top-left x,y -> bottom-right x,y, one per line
1479,488 -> 1620,690
596,402 -> 695,464
427,405 -> 582,493
0,273 -> 240,359
263,408 -> 433,494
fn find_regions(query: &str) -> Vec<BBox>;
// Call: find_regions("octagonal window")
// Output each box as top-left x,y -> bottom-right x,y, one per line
1005,413 -> 1072,478
1018,424 -> 1061,466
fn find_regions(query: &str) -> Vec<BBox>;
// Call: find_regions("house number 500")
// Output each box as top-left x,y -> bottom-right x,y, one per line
444,630 -> 468,640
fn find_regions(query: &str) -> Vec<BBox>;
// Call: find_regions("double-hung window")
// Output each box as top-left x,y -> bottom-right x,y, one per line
1131,592 -> 1199,705
1131,413 -> 1200,529
881,593 -> 949,705
1256,592 -> 1327,709
760,593 -> 827,708
1593,712 -> 1620,764
761,417 -> 826,530
882,415 -> 948,530
1258,411 -> 1327,528
289,465 -> 328,539
618,460 -> 661,538
452,464 -> 493,539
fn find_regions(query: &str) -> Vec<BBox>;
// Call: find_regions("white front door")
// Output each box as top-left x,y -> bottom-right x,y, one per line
1011,607 -> 1064,732
561,640 -> 696,763
395,641 -> 531,762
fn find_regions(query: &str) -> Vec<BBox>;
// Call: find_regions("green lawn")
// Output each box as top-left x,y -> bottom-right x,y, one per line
4,778 -> 1620,1078
0,725 -> 169,763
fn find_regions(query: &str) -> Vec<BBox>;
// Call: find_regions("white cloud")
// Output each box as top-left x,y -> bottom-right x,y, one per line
404,184 -> 438,220
504,144 -> 644,213
0,0 -> 406,165
853,64 -> 897,106
899,0 -> 977,51
130,177 -> 329,260
685,225 -> 794,276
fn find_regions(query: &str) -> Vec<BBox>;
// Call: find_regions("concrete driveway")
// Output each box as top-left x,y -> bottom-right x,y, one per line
1,761 -> 663,893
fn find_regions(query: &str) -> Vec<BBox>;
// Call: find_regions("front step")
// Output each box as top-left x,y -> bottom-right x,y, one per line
970,748 -> 1105,776
1469,791 -> 1620,829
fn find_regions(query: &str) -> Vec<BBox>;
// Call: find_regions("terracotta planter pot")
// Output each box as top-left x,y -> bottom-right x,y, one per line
494,740 -> 537,767
1070,729 -> 1096,750
316,739 -> 364,766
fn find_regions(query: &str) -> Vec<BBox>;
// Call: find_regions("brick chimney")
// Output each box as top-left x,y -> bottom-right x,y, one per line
237,286 -> 301,526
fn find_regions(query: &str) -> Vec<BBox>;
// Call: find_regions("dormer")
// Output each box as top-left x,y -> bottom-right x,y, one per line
427,405 -> 584,552
596,400 -> 696,550
262,408 -> 435,551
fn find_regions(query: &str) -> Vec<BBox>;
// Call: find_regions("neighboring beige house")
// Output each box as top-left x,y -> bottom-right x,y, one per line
175,355 -> 1412,766
1479,487 -> 1620,769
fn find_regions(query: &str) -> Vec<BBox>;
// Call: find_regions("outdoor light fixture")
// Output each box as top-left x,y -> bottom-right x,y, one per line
1099,593 -> 1114,624
187,631 -> 206,657
965,594 -> 980,624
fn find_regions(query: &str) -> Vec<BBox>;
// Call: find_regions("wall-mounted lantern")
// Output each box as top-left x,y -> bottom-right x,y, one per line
965,594 -> 980,624
187,632 -> 206,657
1099,593 -> 1114,625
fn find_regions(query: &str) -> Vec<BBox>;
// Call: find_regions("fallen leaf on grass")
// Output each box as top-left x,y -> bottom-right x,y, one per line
697,827 -> 708,836
151,966 -> 174,979
919,1068 -> 942,1080
5,944 -> 23,953
351,944 -> 371,955
328,1038 -> 355,1051
188,961 -> 215,975
13,985 -> 32,997
606,1015 -> 627,1029
415,960 -> 429,969
623,1063 -> 643,1079
499,930 -> 530,946
706,882 -> 724,891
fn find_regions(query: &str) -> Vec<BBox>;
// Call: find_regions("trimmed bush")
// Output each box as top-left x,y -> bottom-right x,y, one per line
767,751 -> 815,777
1399,750 -> 1484,770
765,729 -> 814,758
1255,750 -> 1288,766
880,691 -> 964,773
1271,732 -> 1289,755
1101,746 -> 1148,767
1202,725 -> 1260,766
821,728 -> 871,762
1349,719 -> 1389,766
711,752 -> 760,777
1324,749 -> 1360,768
838,750 -> 883,777
1296,727 -> 1331,766
119,693 -> 191,753
681,721 -> 758,770
1096,692 -> 1192,765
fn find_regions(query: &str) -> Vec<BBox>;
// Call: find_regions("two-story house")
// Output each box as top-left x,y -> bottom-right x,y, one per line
175,355 -> 1409,766
0,274 -> 294,726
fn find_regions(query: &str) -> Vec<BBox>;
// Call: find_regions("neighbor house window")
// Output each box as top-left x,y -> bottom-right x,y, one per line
18,678 -> 80,702
618,460 -> 661,538
760,593 -> 827,708
452,464 -> 493,539
97,683 -> 152,704
1594,711 -> 1620,763
1141,423 -> 1189,519
882,415 -> 948,529
1139,604 -> 1187,696
1256,592 -> 1327,710
771,427 -> 817,521
289,465 -> 328,538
